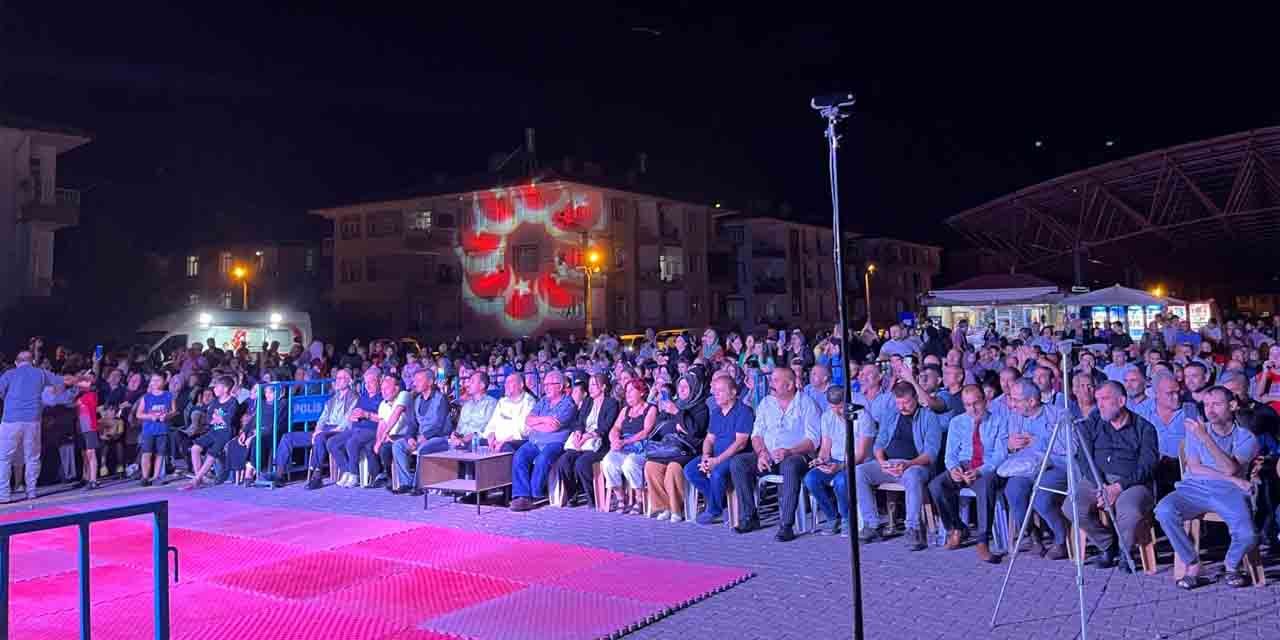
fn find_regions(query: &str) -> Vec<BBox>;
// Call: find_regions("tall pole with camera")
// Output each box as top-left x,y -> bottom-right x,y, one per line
811,91 -> 865,640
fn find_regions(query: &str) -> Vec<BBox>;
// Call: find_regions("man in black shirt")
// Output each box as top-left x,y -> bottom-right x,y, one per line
1061,381 -> 1159,570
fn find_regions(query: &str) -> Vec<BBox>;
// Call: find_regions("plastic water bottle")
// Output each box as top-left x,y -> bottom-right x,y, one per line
471,436 -> 479,454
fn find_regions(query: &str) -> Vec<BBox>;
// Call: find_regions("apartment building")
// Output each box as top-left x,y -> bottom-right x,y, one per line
143,241 -> 333,313
311,174 -> 717,339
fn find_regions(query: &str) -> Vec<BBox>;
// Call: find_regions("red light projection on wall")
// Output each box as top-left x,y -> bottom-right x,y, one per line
456,184 -> 604,335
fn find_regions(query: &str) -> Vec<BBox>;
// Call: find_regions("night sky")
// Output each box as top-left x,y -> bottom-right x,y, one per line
4,5 -> 1279,273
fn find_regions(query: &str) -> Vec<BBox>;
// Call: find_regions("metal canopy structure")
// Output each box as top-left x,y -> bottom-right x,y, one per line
947,127 -> 1280,275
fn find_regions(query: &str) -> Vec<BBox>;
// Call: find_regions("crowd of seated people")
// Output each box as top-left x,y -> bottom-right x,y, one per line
5,314 -> 1280,590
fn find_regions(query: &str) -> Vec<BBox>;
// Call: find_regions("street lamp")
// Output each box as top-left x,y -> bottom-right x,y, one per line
864,263 -> 877,328
580,249 -> 603,339
1150,285 -> 1165,298
232,265 -> 249,310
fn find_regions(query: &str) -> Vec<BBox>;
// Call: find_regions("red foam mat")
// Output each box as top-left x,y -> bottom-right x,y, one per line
546,555 -> 754,606
336,525 -> 513,567
211,550 -> 413,599
173,602 -> 408,640
251,513 -> 422,549
312,565 -> 527,626
438,539 -> 626,583
8,548 -> 111,582
420,585 -> 667,640
92,527 -> 309,580
9,564 -> 155,618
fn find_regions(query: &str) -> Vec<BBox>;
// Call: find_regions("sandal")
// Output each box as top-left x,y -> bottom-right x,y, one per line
1224,571 -> 1251,588
1175,575 -> 1210,590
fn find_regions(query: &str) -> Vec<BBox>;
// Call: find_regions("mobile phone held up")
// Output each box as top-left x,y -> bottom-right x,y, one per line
94,345 -> 104,361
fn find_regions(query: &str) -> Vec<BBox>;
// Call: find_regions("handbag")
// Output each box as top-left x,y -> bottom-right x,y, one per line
642,418 -> 696,459
996,448 -> 1041,478
98,411 -> 125,440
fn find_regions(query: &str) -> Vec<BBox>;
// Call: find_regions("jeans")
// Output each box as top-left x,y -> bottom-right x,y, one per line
684,456 -> 735,517
512,441 -> 564,499
328,428 -> 375,475
273,430 -> 336,471
804,465 -> 850,521
1156,480 -> 1258,571
730,451 -> 809,526
1004,467 -> 1071,544
854,459 -> 929,530
0,421 -> 40,498
391,436 -> 449,488
929,471 -> 1002,543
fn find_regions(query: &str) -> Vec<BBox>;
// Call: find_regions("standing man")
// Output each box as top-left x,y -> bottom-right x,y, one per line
0,351 -> 66,502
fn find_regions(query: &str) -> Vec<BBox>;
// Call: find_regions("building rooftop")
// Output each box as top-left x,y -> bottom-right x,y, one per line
935,273 -> 1061,291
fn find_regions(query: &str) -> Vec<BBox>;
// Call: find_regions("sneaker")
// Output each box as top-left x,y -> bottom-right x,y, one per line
304,476 -> 324,491
858,525 -> 884,543
819,518 -> 842,536
669,514 -> 684,523
25,491 -> 37,501
696,512 -> 723,526
905,528 -> 927,551
140,479 -> 153,488
653,511 -> 670,521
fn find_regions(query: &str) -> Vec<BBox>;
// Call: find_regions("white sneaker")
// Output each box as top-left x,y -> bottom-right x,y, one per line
343,473 -> 358,487
654,511 -> 670,521
669,514 -> 684,523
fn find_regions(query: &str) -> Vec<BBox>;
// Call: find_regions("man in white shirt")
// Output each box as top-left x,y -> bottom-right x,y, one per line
729,367 -> 820,542
484,373 -> 535,452
878,324 -> 921,360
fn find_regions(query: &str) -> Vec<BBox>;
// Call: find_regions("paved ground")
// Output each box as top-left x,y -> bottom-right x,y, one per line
7,478 -> 1280,640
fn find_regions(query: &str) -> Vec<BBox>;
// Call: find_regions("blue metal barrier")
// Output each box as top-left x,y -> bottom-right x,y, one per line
0,500 -> 174,640
252,379 -> 333,485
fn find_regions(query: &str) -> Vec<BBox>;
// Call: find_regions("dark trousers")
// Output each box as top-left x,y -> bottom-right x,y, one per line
552,447 -> 607,506
328,429 -> 376,475
729,451 -> 809,527
929,471 -> 1002,544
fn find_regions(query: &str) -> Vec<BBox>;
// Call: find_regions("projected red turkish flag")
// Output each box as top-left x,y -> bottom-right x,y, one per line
505,279 -> 537,319
478,192 -> 515,227
536,272 -> 575,309
460,229 -> 501,253
467,266 -> 511,299
550,199 -> 598,233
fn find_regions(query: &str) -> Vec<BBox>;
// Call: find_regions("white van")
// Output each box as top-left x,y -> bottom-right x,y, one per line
136,309 -> 313,366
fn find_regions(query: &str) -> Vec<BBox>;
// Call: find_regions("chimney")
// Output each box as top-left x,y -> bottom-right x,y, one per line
637,152 -> 648,174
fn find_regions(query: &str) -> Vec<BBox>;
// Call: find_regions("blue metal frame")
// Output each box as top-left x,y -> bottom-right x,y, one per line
0,500 -> 172,640
252,379 -> 333,486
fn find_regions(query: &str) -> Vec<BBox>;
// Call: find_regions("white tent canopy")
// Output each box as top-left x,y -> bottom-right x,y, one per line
1059,284 -> 1186,307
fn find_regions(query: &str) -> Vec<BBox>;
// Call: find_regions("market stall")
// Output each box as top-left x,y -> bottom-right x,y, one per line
1059,284 -> 1186,342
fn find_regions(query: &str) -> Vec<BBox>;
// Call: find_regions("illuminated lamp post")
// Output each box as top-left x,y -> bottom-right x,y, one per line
232,265 -> 249,310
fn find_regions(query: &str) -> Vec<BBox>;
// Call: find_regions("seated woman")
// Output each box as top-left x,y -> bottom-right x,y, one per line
551,374 -> 619,508
644,370 -> 709,522
602,379 -> 657,514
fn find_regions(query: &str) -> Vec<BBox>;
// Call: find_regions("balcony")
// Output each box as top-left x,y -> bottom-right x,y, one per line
753,277 -> 787,294
19,188 -> 80,229
752,243 -> 786,259
638,269 -> 683,286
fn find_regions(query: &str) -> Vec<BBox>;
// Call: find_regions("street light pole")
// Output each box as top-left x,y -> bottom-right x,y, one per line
864,263 -> 876,328
579,232 -> 603,341
232,265 -> 249,310
584,268 -> 594,340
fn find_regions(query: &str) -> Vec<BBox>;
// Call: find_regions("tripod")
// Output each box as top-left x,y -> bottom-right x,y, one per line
991,344 -> 1135,640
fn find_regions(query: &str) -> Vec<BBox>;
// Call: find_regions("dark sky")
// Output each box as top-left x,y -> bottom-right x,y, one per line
4,4 -> 1279,251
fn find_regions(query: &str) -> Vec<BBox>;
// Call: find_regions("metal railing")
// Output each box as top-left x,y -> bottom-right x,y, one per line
252,379 -> 335,482
1,500 -> 175,640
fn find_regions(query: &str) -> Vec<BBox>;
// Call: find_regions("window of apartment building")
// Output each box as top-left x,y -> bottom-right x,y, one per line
219,252 -> 233,275
614,295 -> 628,323
367,256 -> 399,282
340,215 -> 362,240
613,243 -> 626,270
686,254 -> 702,274
690,295 -> 702,318
366,211 -> 403,238
186,255 -> 199,277
221,291 -> 233,309
609,198 -> 627,222
408,210 -> 432,232
766,300 -> 779,319
659,247 -> 684,282
339,259 -> 363,283
514,244 -> 539,273
255,250 -> 266,271
792,290 -> 802,315
727,298 -> 746,321
304,249 -> 316,273
912,271 -> 921,291
789,229 -> 800,255
725,224 -> 745,245
187,293 -> 200,307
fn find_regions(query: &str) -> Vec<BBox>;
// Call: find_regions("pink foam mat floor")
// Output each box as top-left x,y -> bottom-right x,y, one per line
5,495 -> 753,640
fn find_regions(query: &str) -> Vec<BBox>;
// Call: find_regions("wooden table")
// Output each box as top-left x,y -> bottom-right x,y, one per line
416,449 -> 513,514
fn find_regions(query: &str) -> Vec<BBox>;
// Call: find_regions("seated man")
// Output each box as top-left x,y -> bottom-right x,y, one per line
1155,385 -> 1260,588
184,375 -> 239,491
928,384 -> 1008,562
803,386 -> 871,536
685,374 -> 754,525
484,374 -> 535,453
326,367 -> 382,487
448,371 -> 497,450
509,370 -> 576,511
266,368 -> 357,489
855,381 -> 944,550
1003,378 -> 1071,559
388,369 -> 451,493
729,367 -> 820,542
1137,373 -> 1194,495
1062,381 -> 1159,571
370,374 -> 413,489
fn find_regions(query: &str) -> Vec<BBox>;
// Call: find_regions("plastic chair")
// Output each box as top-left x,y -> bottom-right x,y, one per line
1170,443 -> 1265,584
878,482 -> 937,541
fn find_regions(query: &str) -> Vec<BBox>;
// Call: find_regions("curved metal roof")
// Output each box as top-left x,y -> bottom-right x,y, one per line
946,126 -> 1280,272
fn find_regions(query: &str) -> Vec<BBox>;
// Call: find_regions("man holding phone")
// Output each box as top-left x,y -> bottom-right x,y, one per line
928,385 -> 1008,562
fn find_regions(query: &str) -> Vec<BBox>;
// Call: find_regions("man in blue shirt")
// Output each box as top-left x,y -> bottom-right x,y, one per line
855,381 -> 944,550
0,351 -> 66,502
685,374 -> 754,525
802,364 -> 832,415
928,385 -> 1009,562
326,367 -> 382,487
509,370 -> 577,511
1156,386 -> 1260,588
